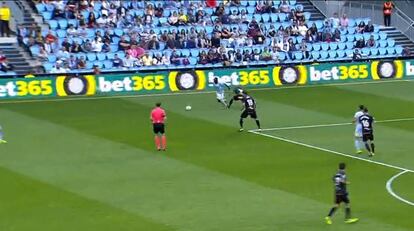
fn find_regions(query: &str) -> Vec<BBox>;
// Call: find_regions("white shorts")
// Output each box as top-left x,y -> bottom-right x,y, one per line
354,124 -> 362,138
216,92 -> 225,101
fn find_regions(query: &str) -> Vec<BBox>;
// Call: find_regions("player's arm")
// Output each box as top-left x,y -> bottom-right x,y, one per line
225,83 -> 231,90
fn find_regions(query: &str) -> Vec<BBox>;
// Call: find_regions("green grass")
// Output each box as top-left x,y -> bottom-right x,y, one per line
0,80 -> 413,231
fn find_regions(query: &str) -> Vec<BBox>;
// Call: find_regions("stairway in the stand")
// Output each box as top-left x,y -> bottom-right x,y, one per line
296,0 -> 326,21
380,27 -> 414,53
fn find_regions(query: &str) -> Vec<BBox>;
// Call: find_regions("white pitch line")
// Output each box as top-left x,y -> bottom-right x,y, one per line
248,130 -> 414,173
0,78 -> 413,104
251,117 -> 414,132
386,170 -> 414,206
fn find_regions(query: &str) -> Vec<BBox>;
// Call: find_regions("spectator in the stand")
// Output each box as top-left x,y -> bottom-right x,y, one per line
67,24 -> 78,36
271,47 -> 280,62
142,53 -> 153,66
230,0 -> 241,6
211,32 -> 221,48
215,3 -> 225,16
352,49 -> 362,60
364,21 -> 374,33
333,29 -> 341,42
77,55 -> 86,69
67,55 -> 78,69
45,30 -> 57,43
402,47 -> 411,56
254,31 -> 266,45
287,38 -> 296,59
355,37 -> 365,48
229,10 -> 240,24
168,11 -> 179,26
112,54 -> 123,68
298,21 -> 308,36
170,51 -> 181,65
330,13 -> 340,29
71,41 -> 83,53
315,32 -> 323,42
309,22 -> 318,35
50,63 -> 68,73
300,40 -> 309,59
252,48 -> 260,61
198,50 -> 209,64
147,35 -> 160,50
88,13 -> 97,28
101,40 -> 111,52
38,46 -> 48,59
82,39 -> 93,52
240,9 -> 249,24
118,36 -> 131,51
366,35 -> 376,48
0,52 -> 13,72
154,3 -> 164,17
93,64 -> 101,75
260,47 -> 272,61
56,47 -> 70,60
340,14 -> 349,28
243,50 -> 252,63
279,0 -> 290,13
53,0 -> 65,18
61,38 -> 72,51
357,21 -> 366,33
305,30 -> 315,43
123,53 -> 138,68
289,9 -> 297,21
152,52 -> 163,65
178,9 -> 188,25
235,49 -> 243,62
295,5 -> 305,22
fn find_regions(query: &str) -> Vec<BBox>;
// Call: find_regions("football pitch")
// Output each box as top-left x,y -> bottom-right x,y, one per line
0,80 -> 413,231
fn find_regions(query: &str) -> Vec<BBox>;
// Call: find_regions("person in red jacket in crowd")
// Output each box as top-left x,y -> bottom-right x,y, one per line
383,1 -> 395,27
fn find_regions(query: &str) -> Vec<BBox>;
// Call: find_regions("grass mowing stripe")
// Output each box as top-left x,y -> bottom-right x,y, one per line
0,79 -> 412,105
251,117 -> 414,132
248,131 -> 413,173
386,171 -> 414,206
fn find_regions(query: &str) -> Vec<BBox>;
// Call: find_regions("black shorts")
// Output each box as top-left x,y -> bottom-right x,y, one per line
153,123 -> 165,134
335,194 -> 350,204
362,132 -> 374,142
241,109 -> 258,119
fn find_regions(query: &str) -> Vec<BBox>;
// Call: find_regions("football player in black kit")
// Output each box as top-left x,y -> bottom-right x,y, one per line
359,108 -> 375,157
325,163 -> 359,225
228,88 -> 261,132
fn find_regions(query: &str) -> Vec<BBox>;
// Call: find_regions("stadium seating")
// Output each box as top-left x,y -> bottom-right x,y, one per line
28,0 -> 406,73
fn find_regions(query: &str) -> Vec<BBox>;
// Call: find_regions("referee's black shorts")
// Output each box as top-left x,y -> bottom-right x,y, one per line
153,123 -> 165,134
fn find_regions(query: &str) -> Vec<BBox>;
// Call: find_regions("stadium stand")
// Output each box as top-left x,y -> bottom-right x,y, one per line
22,0 -> 411,74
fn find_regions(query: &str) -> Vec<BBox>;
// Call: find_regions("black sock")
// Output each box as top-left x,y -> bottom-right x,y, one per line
345,207 -> 351,219
328,207 -> 337,217
255,119 -> 261,129
239,118 -> 244,128
371,143 -> 375,153
365,143 -> 371,152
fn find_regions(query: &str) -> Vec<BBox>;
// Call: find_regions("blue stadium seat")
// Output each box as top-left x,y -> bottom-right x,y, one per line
337,50 -> 345,58
87,53 -> 97,61
116,52 -> 125,59
379,40 -> 387,48
294,52 -> 303,60
346,34 -> 355,42
395,45 -> 403,55
30,46 -> 40,56
36,3 -> 45,12
262,13 -> 270,23
386,47 -> 395,55
278,52 -> 286,61
42,11 -> 53,20
338,43 -> 346,50
67,19 -> 78,27
97,53 -> 106,61
43,63 -> 54,72
370,48 -> 379,56
189,57 -> 197,65
248,0 -> 256,6
347,27 -> 356,35
56,29 -> 67,38
321,43 -> 329,51
378,48 -> 387,56
328,50 -> 337,59
48,20 -> 58,30
110,44 -> 118,52
304,12 -> 311,21
346,42 -> 354,49
379,32 -> 387,40
312,43 -> 321,51
278,13 -> 287,22
246,6 -> 255,14
311,51 -> 320,60
320,51 -> 329,60
387,39 -> 395,47
345,50 -> 353,58
47,54 -> 57,63
106,52 -> 115,60
86,62 -> 94,69
58,19 -> 68,29
190,49 -> 200,57
361,47 -> 370,56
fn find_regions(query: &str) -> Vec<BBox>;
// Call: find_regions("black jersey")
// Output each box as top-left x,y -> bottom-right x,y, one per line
358,114 -> 374,134
233,93 -> 257,111
333,170 -> 348,195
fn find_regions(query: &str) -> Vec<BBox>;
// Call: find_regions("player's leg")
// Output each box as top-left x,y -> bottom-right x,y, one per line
343,197 -> 359,223
325,202 -> 339,225
0,125 -> 6,144
239,111 -> 248,131
369,134 -> 375,156
153,124 -> 162,151
354,126 -> 363,154
160,124 -> 166,151
216,92 -> 227,107
250,111 -> 261,130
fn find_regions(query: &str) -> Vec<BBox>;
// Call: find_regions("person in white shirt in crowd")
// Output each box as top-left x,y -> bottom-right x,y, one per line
91,37 -> 103,52
141,53 -> 153,66
298,21 -> 308,37
123,53 -> 138,68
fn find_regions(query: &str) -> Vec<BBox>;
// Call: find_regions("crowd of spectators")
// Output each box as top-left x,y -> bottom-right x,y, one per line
23,0 -> 411,73
0,52 -> 14,73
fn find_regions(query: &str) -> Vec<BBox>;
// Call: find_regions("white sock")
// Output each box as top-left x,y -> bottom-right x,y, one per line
355,139 -> 361,151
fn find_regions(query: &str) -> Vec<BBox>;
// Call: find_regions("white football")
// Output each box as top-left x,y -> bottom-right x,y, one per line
185,105 -> 192,111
